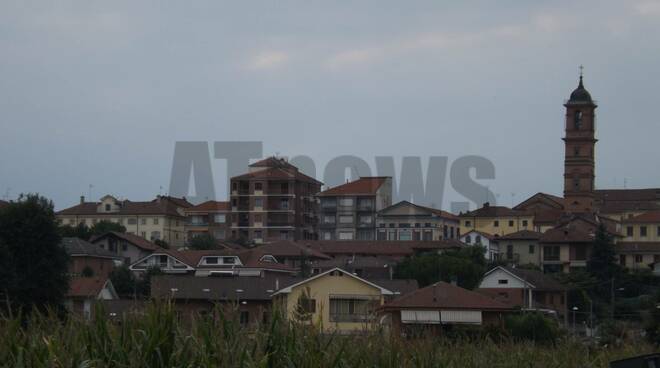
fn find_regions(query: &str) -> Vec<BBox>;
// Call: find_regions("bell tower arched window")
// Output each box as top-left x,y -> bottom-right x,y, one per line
574,110 -> 582,130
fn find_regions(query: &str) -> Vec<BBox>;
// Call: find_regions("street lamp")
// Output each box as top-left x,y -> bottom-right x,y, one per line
572,306 -> 579,333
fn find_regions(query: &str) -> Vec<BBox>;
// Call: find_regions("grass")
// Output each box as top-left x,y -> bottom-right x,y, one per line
0,302 -> 655,368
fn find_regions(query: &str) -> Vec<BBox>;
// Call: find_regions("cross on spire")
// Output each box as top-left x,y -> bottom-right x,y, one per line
579,64 -> 584,77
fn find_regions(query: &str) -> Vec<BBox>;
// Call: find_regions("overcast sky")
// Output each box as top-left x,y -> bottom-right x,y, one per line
1,1 -> 659,210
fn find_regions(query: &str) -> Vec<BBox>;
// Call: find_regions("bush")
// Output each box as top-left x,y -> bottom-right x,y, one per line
504,312 -> 561,344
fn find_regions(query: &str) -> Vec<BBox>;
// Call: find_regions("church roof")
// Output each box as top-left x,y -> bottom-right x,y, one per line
567,75 -> 595,105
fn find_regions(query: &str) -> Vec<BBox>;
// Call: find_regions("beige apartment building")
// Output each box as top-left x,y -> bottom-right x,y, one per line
459,203 -> 534,237
57,195 -> 191,248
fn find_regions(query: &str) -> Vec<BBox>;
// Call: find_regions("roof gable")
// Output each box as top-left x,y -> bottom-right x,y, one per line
383,281 -> 510,310
272,267 -> 394,296
318,177 -> 389,197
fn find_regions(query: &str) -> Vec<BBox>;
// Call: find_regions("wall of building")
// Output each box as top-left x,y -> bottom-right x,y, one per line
459,216 -> 533,237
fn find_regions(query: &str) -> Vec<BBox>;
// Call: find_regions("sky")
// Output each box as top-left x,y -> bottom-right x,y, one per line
1,0 -> 659,210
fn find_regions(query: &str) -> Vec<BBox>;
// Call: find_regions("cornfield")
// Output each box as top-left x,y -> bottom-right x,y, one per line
0,302 -> 655,367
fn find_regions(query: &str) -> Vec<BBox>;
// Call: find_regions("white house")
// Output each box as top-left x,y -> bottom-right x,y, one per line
459,230 -> 499,260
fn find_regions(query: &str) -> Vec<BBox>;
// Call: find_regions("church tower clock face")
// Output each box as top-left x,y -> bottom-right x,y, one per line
562,68 -> 597,213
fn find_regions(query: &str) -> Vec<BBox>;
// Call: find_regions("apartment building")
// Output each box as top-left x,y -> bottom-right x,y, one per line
376,200 -> 459,241
184,200 -> 231,242
57,195 -> 191,247
459,202 -> 533,237
318,177 -> 392,241
230,157 -> 322,243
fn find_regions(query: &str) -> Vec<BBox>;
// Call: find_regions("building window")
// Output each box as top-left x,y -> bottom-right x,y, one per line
254,182 -> 263,191
377,230 -> 386,240
423,230 -> 433,241
323,215 -> 335,224
105,204 -> 111,211
190,215 -> 204,225
450,227 -> 454,238
140,231 -> 146,238
508,220 -> 514,227
475,235 -> 482,244
254,214 -> 263,223
151,231 -> 161,240
494,220 -> 499,227
205,257 -> 219,265
254,230 -> 262,239
529,245 -> 535,254
388,230 -> 397,240
279,231 -> 288,240
635,255 -> 643,263
255,198 -> 263,208
214,214 -> 226,223
153,218 -> 159,225
140,218 -> 147,225
359,215 -> 372,224
323,231 -> 332,240
641,226 -> 648,237
574,146 -> 580,156
657,226 -> 660,237
498,279 -> 508,285
339,198 -> 353,206
329,298 -> 373,322
338,232 -> 354,240
522,220 -> 528,227
280,199 -> 289,210
399,230 -> 412,241
399,223 -> 411,228
213,230 -> 225,240
297,297 -> 316,315
544,246 -> 560,261
465,235 -> 472,244
414,223 -> 421,228
626,226 -> 633,237
443,225 -> 448,238
574,110 -> 582,130
240,311 -> 249,326
619,254 -> 626,265
465,220 -> 472,227
339,215 -> 353,224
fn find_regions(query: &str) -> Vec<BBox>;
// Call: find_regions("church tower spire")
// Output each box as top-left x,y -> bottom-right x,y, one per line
563,67 -> 597,213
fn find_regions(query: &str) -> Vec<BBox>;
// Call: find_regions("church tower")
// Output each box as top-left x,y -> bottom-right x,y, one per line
563,69 -> 597,213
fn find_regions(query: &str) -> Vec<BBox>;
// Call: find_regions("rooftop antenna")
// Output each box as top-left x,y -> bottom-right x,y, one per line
579,64 -> 584,79
159,185 -> 163,196
88,184 -> 94,200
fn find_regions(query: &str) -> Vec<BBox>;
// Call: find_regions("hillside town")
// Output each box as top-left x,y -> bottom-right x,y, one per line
2,75 -> 659,340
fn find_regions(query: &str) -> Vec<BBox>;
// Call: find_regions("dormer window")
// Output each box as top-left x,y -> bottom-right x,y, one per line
223,257 -> 236,264
574,110 -> 582,130
205,257 -> 219,265
259,255 -> 277,263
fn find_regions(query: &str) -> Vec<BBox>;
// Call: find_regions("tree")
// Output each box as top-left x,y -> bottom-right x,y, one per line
587,224 -> 620,283
394,246 -> 488,289
58,223 -> 92,240
89,220 -> 126,237
188,234 -> 218,250
136,267 -> 162,297
109,264 -> 138,298
0,194 -> 69,314
154,239 -> 170,249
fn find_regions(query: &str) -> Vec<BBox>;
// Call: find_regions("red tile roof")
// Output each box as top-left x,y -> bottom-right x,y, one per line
624,211 -> 660,223
67,277 -> 112,298
251,240 -> 331,260
57,196 -> 191,217
249,156 -> 297,169
318,177 -> 389,197
514,192 -> 565,210
379,201 -> 459,221
91,232 -> 161,251
382,281 -> 511,311
497,230 -> 543,241
596,189 -> 660,202
232,167 -> 322,185
460,203 -> 530,218
185,200 -> 230,213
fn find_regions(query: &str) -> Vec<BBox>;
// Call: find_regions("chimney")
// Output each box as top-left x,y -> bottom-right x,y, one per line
80,196 -> 85,204
483,202 -> 490,208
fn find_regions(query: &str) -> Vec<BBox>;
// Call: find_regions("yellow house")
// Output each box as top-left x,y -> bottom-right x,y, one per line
459,202 -> 534,237
272,268 -> 394,334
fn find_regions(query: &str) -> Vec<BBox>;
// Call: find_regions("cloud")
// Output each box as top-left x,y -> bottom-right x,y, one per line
246,51 -> 290,70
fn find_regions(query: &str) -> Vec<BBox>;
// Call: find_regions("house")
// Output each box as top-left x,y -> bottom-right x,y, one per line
150,274 -> 300,326
539,214 -> 619,273
380,281 -> 513,334
248,240 -> 332,269
61,237 -> 123,278
57,195 -> 192,247
459,202 -> 533,237
272,267 -> 410,334
128,248 -> 298,277
513,193 -> 566,233
376,201 -> 460,241
91,231 -> 161,265
595,189 -> 660,222
496,230 -> 543,266
64,277 -> 118,320
230,157 -> 323,242
615,242 -> 660,270
477,266 -> 567,322
184,200 -> 231,242
459,230 -> 499,261
318,177 -> 392,241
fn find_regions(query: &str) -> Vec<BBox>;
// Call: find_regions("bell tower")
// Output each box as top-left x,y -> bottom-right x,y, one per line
563,67 -> 597,213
